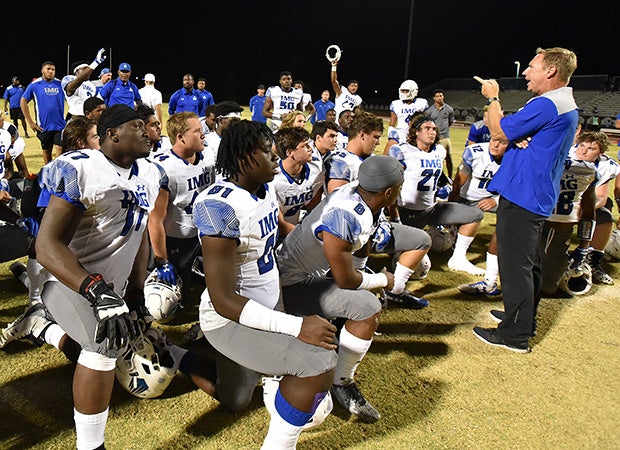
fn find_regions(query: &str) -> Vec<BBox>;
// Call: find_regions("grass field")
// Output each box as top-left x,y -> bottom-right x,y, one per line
1,107 -> 619,449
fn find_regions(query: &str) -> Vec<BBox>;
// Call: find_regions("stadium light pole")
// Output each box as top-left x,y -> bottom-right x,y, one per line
404,0 -> 414,79
514,60 -> 521,78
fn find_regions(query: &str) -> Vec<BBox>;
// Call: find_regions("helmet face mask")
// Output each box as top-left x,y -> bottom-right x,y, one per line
399,79 -> 418,102
115,330 -> 178,399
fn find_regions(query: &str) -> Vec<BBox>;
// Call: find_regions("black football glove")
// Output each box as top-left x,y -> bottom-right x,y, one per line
129,304 -> 154,334
79,273 -> 137,350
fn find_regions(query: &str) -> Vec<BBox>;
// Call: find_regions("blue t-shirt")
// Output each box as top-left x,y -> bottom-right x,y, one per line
311,99 -> 335,124
3,85 -> 25,109
487,87 -> 578,217
249,94 -> 267,123
21,77 -> 66,131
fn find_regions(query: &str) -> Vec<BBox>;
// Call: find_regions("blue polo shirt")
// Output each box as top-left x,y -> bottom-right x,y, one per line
168,88 -> 205,115
249,94 -> 267,123
21,77 -> 66,131
99,78 -> 141,108
311,99 -> 335,124
487,87 -> 578,217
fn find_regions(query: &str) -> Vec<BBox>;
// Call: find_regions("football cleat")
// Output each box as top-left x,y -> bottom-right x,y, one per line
384,290 -> 429,309
331,381 -> 380,423
458,280 -> 501,297
591,266 -> 614,285
0,303 -> 53,348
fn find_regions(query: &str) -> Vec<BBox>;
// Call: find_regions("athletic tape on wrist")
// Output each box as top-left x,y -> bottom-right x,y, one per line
239,299 -> 303,337
357,271 -> 388,290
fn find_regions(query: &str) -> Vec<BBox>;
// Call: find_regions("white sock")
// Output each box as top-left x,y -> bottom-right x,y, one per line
333,324 -> 372,385
260,409 -> 303,450
391,262 -> 413,295
74,407 -> 108,450
485,252 -> 499,284
452,233 -> 474,259
44,324 -> 66,349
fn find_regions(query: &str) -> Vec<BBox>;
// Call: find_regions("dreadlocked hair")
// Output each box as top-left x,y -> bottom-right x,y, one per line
216,120 -> 275,179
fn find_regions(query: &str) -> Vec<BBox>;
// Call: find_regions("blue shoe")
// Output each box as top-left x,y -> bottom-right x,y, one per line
384,290 -> 429,309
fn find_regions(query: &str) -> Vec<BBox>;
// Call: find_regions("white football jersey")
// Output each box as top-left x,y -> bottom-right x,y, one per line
389,142 -> 447,210
277,182 -> 376,286
458,142 -> 502,202
203,132 -> 221,171
548,157 -> 597,223
324,149 -> 364,188
61,75 -> 97,116
301,92 -> 312,111
272,156 -> 324,225
334,86 -> 362,124
389,98 -> 429,143
594,154 -> 620,188
0,129 -> 12,179
266,86 -> 303,128
335,131 -> 349,152
194,180 -> 281,331
39,149 -> 164,294
150,149 -> 216,238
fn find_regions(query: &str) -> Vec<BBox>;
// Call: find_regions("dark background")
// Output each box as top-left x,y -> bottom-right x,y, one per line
2,0 -> 617,106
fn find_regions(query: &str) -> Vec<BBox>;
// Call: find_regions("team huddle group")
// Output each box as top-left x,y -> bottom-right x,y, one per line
1,46 -> 619,449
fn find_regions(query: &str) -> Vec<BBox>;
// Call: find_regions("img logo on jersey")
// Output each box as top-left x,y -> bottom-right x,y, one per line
187,171 -> 213,191
258,208 -> 279,238
120,188 -> 150,236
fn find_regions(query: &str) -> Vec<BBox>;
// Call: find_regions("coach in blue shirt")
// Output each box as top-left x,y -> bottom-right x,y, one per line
473,47 -> 579,354
99,62 -> 141,108
168,73 -> 205,116
310,90 -> 335,124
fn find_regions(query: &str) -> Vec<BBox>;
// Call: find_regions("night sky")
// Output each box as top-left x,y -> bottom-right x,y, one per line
2,0 -> 616,105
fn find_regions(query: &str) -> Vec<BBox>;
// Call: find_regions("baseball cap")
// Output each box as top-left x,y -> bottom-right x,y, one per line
143,73 -> 155,82
358,155 -> 404,192
99,68 -> 110,77
118,62 -> 131,72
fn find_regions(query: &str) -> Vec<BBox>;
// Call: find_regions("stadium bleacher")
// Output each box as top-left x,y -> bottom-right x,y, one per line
365,75 -> 620,126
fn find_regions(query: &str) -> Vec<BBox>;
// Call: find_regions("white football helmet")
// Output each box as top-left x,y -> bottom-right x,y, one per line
261,375 -> 333,431
325,44 -> 342,63
399,79 -> 419,101
115,329 -> 178,399
604,229 -> 620,260
427,225 -> 457,253
559,263 -> 593,296
410,254 -> 431,280
144,268 -> 182,323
